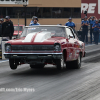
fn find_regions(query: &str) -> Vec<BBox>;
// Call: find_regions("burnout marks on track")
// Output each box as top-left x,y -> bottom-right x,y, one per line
83,56 -> 100,63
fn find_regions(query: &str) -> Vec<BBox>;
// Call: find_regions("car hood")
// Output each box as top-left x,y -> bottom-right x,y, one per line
7,32 -> 65,45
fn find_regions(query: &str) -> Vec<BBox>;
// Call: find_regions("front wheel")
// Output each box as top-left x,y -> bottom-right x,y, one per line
9,59 -> 17,70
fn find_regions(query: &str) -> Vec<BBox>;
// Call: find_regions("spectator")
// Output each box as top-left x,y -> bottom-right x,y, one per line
29,16 -> 40,26
29,16 -> 36,26
8,16 -> 13,25
81,16 -> 89,44
98,19 -> 100,24
29,17 -> 40,26
92,20 -> 100,45
65,17 -> 75,29
88,16 -> 97,44
0,18 -> 4,37
2,16 -> 14,40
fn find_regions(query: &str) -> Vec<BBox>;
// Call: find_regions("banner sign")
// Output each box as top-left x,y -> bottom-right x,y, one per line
81,0 -> 100,19
0,0 -> 28,5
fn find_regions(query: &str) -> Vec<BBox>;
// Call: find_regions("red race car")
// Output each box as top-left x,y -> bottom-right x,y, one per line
13,25 -> 24,37
4,25 -> 85,70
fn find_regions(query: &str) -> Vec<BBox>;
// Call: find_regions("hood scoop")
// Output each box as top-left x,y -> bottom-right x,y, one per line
34,32 -> 51,42
22,32 -> 37,42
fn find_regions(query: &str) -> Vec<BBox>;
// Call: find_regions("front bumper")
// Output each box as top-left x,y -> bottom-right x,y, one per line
4,52 -> 62,59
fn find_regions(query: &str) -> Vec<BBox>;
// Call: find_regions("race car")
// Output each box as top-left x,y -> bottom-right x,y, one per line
13,25 -> 24,37
4,25 -> 85,70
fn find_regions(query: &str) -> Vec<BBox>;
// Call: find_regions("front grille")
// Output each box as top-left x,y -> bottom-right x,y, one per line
12,45 -> 54,51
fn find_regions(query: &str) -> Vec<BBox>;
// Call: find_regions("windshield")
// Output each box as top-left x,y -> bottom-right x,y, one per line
14,26 -> 23,31
20,26 -> 66,37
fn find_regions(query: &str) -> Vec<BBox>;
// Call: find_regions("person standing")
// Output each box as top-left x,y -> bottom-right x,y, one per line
29,17 -> 40,26
2,16 -> 14,40
0,18 -> 4,37
8,16 -> 13,25
65,17 -> 75,29
81,16 -> 89,43
29,16 -> 36,26
92,20 -> 100,45
88,16 -> 96,43
29,16 -> 40,26
0,18 -> 4,49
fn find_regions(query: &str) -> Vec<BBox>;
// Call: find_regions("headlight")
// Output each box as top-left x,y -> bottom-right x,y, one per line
54,43 -> 61,51
5,44 -> 11,52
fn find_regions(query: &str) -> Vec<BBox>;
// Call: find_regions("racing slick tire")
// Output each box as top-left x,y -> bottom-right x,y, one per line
9,59 -> 17,70
66,53 -> 81,69
66,61 -> 73,69
30,64 -> 45,69
73,53 -> 81,69
56,54 -> 64,70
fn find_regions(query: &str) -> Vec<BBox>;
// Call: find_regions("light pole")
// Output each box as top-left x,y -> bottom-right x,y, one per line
17,10 -> 21,38
23,0 -> 27,26
18,12 -> 19,38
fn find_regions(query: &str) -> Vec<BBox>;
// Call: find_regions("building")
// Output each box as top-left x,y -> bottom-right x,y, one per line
0,0 -> 81,28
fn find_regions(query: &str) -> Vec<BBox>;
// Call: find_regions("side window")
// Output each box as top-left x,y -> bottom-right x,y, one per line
66,28 -> 74,38
70,28 -> 77,39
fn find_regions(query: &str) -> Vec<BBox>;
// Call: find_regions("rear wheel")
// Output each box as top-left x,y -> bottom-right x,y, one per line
66,61 -> 73,69
9,59 -> 17,70
66,53 -> 81,69
73,53 -> 81,69
30,64 -> 45,69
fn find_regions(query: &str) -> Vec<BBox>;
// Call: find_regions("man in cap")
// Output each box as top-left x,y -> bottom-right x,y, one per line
8,16 -> 13,25
0,18 -> 4,37
0,18 -> 4,24
29,16 -> 36,26
65,17 -> 75,29
88,16 -> 97,43
2,16 -> 14,40
29,17 -> 40,26
92,20 -> 100,45
29,16 -> 40,26
81,16 -> 89,43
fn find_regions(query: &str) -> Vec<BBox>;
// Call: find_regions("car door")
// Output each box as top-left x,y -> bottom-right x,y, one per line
65,28 -> 77,61
70,28 -> 82,60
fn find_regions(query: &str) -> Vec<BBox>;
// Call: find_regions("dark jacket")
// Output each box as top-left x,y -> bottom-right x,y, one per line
2,21 -> 14,38
10,20 -> 13,25
0,23 -> 2,37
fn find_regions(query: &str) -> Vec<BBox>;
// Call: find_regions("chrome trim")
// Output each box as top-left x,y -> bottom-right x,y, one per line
4,52 -> 62,55
12,50 -> 54,52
